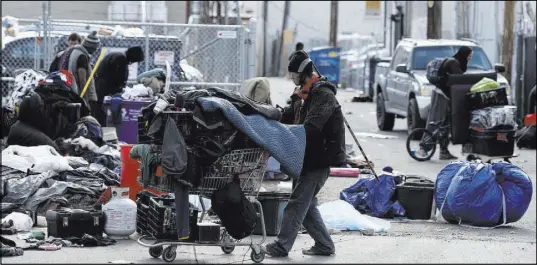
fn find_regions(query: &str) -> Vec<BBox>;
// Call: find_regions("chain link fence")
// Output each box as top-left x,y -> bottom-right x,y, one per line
2,17 -> 257,93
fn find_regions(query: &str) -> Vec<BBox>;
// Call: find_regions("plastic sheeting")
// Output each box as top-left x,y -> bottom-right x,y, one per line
470,106 -> 518,130
1,145 -> 73,173
319,200 -> 391,232
339,174 -> 406,218
435,161 -> 533,227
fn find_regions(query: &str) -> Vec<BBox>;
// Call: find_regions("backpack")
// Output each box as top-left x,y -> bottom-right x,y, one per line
210,179 -> 257,240
426,57 -> 448,85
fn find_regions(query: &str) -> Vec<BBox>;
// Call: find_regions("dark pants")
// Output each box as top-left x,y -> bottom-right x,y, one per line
90,101 -> 107,127
174,183 -> 190,238
422,90 -> 451,151
271,167 -> 334,255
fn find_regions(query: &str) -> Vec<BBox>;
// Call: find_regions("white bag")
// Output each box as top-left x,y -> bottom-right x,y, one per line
319,200 -> 391,232
2,212 -> 34,232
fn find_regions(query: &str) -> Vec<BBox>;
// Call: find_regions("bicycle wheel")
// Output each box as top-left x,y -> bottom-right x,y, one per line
406,128 -> 436,162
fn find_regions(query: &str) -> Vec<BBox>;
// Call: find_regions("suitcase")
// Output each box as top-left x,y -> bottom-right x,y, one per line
45,209 -> 105,238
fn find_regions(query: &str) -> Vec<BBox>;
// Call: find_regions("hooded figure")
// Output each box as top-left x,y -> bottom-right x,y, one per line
417,46 -> 473,160
57,31 -> 101,109
93,46 -> 145,125
262,50 -> 345,258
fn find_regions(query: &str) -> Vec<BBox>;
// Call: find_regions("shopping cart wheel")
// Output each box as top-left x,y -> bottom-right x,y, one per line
250,249 -> 265,263
149,246 -> 163,258
162,246 -> 177,263
221,246 -> 235,254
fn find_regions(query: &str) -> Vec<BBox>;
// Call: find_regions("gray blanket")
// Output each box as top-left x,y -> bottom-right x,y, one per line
197,97 -> 306,178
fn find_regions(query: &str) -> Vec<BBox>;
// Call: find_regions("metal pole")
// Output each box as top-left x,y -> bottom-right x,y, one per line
224,1 -> 229,25
276,1 -> 290,77
234,0 -> 242,25
262,1 -> 268,76
47,1 -> 52,69
42,2 -> 47,71
383,0 -> 387,48
141,1 -> 149,71
329,1 -> 338,47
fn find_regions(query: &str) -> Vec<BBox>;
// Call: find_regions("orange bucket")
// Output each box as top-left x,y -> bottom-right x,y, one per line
120,144 -> 164,201
524,114 -> 536,127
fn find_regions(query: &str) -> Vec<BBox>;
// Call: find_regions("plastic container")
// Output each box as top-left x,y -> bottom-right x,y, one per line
147,197 -> 177,240
197,222 -> 221,243
395,176 -> 435,220
252,192 -> 290,236
45,209 -> 105,238
103,187 -> 137,238
120,144 -> 164,201
104,97 -> 152,144
467,87 -> 508,110
470,129 -> 515,157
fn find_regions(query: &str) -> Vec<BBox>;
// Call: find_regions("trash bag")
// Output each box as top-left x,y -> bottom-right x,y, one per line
434,161 -> 466,223
319,200 -> 391,232
491,162 -> 533,223
3,171 -> 57,206
340,174 -> 406,218
1,212 -> 33,232
436,161 -> 532,227
1,145 -> 73,173
444,163 -> 504,227
515,125 -> 536,149
470,77 -> 500,93
470,106 -> 518,130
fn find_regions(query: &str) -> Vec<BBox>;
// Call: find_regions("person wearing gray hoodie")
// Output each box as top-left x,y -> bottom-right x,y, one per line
57,31 -> 101,111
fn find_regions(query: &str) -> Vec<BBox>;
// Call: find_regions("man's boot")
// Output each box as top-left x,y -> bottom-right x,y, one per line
439,149 -> 458,160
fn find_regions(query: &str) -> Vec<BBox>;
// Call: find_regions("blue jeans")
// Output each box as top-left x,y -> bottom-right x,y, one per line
271,167 -> 335,254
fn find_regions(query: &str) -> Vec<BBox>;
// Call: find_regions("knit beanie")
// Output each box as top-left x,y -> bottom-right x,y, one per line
288,50 -> 311,73
125,46 -> 144,63
82,31 -> 101,55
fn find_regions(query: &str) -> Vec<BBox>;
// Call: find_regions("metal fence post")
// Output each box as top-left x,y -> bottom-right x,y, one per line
247,18 -> 257,80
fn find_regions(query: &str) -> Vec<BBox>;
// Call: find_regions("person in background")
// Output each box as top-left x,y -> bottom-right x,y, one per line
49,32 -> 82,72
93,46 -> 145,126
57,31 -> 101,112
418,46 -> 473,160
262,50 -> 345,257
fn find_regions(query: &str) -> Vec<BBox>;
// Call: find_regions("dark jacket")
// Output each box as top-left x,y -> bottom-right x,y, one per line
281,78 -> 346,173
437,58 -> 464,98
95,52 -> 129,103
7,121 -> 59,151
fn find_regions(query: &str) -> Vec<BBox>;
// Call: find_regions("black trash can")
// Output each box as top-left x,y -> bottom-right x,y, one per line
253,192 -> 290,236
395,175 -> 435,220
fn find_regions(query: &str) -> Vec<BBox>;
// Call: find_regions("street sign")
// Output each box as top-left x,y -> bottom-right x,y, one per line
217,31 -> 237,39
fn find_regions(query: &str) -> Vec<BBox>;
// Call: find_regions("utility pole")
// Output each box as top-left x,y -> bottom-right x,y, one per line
275,1 -> 290,77
329,1 -> 338,47
262,1 -> 268,76
427,1 -> 442,39
217,1 -> 222,24
501,0 -> 516,82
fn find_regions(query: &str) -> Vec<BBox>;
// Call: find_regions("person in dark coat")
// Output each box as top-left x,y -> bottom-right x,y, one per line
92,46 -> 144,125
49,33 -> 82,73
7,93 -> 58,150
262,50 -> 346,257
418,46 -> 473,160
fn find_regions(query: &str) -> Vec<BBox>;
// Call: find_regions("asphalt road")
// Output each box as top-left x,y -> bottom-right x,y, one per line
2,77 -> 536,264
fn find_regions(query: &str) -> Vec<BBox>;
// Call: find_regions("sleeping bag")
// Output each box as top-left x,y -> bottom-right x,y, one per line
435,161 -> 533,227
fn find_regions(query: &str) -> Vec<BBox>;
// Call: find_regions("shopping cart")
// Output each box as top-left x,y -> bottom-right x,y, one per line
136,147 -> 270,263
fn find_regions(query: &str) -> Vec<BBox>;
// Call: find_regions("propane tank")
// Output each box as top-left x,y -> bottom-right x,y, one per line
103,187 -> 137,238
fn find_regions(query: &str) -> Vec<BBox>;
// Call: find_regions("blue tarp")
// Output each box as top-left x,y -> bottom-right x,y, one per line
340,174 -> 406,218
435,161 -> 533,227
196,97 -> 306,178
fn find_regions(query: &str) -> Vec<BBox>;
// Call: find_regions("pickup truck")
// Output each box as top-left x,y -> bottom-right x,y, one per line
375,38 -> 511,137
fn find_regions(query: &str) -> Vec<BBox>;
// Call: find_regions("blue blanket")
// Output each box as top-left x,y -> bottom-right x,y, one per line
197,97 -> 305,178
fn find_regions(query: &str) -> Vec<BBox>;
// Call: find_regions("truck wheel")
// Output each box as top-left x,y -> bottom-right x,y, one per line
407,98 -> 425,139
377,92 -> 395,131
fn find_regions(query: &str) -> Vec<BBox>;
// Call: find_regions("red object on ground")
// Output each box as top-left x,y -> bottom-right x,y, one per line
329,167 -> 360,178
524,114 -> 536,127
120,144 -> 163,201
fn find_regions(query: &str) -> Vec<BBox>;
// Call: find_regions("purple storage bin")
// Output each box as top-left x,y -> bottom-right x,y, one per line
104,97 -> 152,144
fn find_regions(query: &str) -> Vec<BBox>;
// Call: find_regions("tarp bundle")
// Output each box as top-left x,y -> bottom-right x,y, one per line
340,174 -> 406,218
435,161 -> 533,227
